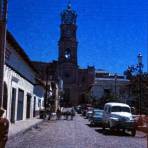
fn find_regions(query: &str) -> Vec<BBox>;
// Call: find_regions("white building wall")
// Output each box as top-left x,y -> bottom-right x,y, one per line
4,65 -> 34,121
3,40 -> 45,122
91,78 -> 129,100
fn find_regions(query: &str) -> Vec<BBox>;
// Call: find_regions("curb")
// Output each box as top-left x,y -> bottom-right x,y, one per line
137,126 -> 148,134
8,119 -> 44,140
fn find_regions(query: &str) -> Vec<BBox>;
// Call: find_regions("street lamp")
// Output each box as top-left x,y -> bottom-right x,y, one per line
137,53 -> 143,73
0,0 -> 8,107
137,52 -> 143,115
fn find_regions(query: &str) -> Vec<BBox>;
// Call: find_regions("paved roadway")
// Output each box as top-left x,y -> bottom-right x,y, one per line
6,114 -> 147,148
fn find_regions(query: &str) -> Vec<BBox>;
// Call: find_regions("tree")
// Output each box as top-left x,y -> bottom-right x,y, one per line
96,93 -> 117,109
124,65 -> 148,114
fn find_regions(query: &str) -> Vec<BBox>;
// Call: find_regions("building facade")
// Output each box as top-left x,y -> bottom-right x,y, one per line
91,70 -> 130,103
33,4 -> 95,106
32,4 -> 95,106
57,4 -> 95,106
3,32 -> 45,123
32,61 -> 63,112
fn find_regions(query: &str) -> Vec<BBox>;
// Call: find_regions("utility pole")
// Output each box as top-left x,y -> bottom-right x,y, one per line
137,53 -> 143,115
44,64 -> 49,111
114,73 -> 117,99
0,0 -> 8,107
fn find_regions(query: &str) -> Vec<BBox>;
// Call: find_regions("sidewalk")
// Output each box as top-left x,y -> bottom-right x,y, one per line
8,117 -> 43,139
135,115 -> 148,134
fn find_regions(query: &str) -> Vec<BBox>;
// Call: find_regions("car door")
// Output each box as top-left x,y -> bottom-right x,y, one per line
103,105 -> 109,123
106,106 -> 111,123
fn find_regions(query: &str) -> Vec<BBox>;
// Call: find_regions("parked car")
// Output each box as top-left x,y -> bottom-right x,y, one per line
102,102 -> 136,136
86,107 -> 93,119
81,104 -> 92,116
75,105 -> 82,114
82,109 -> 87,116
90,109 -> 104,126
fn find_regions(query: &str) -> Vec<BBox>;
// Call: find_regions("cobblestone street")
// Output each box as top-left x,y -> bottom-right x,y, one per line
6,114 -> 147,148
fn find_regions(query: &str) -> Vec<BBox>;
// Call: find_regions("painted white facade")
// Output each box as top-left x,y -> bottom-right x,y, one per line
3,34 -> 45,123
91,70 -> 130,102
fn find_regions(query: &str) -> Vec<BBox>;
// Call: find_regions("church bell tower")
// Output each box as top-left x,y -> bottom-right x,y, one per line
58,3 -> 79,106
58,3 -> 78,66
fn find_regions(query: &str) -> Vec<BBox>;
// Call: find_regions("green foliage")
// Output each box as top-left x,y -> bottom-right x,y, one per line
92,93 -> 118,109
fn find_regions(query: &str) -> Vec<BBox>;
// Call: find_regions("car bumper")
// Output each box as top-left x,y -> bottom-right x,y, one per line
111,120 -> 135,129
92,119 -> 102,125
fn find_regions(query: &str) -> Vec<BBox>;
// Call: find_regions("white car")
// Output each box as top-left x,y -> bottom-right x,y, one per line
102,102 -> 136,136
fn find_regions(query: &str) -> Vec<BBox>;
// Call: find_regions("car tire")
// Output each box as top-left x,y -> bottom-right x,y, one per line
90,121 -> 94,127
131,128 -> 136,136
102,123 -> 106,131
109,122 -> 114,132
103,124 -> 107,135
122,129 -> 125,133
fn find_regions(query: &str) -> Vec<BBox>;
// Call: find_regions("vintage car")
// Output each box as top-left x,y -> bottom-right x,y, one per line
90,109 -> 103,126
81,104 -> 92,116
102,102 -> 136,136
75,105 -> 82,114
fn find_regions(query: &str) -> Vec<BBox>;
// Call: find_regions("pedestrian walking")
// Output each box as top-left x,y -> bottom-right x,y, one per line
48,110 -> 51,120
0,108 -> 9,148
70,108 -> 75,120
56,108 -> 61,120
65,111 -> 69,120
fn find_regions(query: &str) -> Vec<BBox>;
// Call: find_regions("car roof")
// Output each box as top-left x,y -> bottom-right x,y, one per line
105,102 -> 130,108
93,109 -> 103,111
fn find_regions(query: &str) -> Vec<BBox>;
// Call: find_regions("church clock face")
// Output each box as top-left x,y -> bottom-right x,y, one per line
64,48 -> 71,60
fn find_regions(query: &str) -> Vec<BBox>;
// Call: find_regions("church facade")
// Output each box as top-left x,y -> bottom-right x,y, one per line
33,4 -> 95,106
57,4 -> 95,106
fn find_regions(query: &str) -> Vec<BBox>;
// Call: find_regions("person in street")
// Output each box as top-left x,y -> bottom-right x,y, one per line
56,108 -> 61,120
65,111 -> 69,120
70,107 -> 75,120
0,108 -> 9,148
48,109 -> 51,120
47,105 -> 52,120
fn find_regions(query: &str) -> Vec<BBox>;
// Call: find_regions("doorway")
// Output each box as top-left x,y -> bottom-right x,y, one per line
3,82 -> 8,113
26,94 -> 31,119
33,97 -> 36,117
17,89 -> 24,121
10,88 -> 16,123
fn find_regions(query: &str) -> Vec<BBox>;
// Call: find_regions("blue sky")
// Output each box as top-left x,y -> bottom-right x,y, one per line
8,0 -> 148,74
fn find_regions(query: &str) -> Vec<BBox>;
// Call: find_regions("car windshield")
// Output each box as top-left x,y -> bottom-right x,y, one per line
111,106 -> 130,113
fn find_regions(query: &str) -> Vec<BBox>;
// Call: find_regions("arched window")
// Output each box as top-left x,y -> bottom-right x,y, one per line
64,48 -> 71,60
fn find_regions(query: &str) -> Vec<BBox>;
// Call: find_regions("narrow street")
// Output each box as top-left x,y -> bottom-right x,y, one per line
6,114 -> 146,148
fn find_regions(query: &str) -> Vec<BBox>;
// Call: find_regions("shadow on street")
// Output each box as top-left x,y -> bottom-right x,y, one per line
95,128 -> 132,137
85,123 -> 133,137
85,123 -> 102,128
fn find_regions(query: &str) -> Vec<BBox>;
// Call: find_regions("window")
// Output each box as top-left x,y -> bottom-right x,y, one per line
108,106 -> 111,113
64,48 -> 71,60
111,106 -> 130,113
